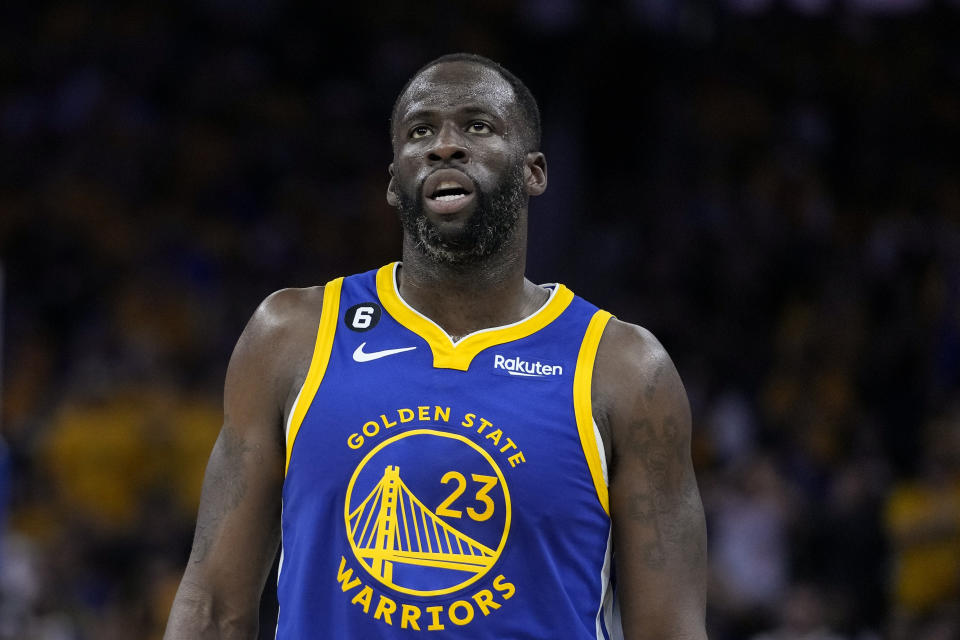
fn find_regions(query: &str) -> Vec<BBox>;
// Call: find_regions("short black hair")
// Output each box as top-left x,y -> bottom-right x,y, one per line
391,53 -> 542,152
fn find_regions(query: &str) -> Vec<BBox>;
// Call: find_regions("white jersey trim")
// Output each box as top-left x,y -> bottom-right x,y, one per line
389,262 -> 560,346
592,418 -> 609,487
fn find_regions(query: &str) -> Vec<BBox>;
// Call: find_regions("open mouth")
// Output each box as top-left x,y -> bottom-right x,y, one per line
431,182 -> 471,202
423,169 -> 476,214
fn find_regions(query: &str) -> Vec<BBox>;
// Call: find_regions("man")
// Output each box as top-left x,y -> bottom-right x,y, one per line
164,53 -> 707,639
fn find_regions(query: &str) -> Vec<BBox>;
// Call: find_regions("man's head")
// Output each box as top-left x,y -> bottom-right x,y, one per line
390,53 -> 542,153
387,54 -> 547,267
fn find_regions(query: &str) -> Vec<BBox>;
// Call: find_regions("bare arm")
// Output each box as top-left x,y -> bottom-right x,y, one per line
595,320 -> 708,640
164,288 -> 323,639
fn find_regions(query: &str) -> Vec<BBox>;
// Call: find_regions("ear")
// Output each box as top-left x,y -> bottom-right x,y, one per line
524,152 -> 547,196
386,163 -> 399,207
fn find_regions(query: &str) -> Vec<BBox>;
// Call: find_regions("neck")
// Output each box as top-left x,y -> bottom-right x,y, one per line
397,225 -> 547,340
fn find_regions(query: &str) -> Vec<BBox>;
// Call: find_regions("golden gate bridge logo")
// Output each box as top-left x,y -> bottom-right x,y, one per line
344,429 -> 511,597
349,465 -> 496,578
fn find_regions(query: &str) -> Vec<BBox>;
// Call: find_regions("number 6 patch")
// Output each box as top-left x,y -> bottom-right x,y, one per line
344,303 -> 382,332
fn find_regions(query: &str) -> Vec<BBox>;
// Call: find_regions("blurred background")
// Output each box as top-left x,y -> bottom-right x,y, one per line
2,1 -> 960,639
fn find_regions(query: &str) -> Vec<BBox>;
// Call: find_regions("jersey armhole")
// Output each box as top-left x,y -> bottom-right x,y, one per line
284,277 -> 344,475
573,309 -> 614,516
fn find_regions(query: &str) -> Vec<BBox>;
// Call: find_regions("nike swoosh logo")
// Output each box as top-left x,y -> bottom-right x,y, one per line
352,342 -> 417,362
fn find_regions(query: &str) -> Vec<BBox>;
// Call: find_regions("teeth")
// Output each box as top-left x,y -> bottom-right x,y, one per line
437,181 -> 461,190
435,194 -> 465,202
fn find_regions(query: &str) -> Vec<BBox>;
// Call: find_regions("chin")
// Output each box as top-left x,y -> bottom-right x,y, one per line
416,233 -> 481,266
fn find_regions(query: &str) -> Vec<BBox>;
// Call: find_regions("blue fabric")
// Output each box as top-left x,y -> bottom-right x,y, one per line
277,267 -> 611,639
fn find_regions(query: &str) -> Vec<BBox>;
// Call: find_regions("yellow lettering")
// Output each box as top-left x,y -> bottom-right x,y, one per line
478,418 -> 493,434
499,437 -> 517,453
374,594 -> 396,625
398,408 -> 414,423
400,604 -> 422,630
461,413 -> 476,428
493,574 -> 515,600
508,451 -> 526,467
362,421 -> 380,437
448,600 -> 474,626
426,605 -> 445,630
418,405 -> 430,421
347,433 -> 364,449
484,428 -> 503,446
336,557 -> 362,591
467,474 -> 497,521
436,471 -> 466,518
434,406 -> 451,422
351,585 -> 373,613
471,589 -> 500,616
380,414 -> 397,429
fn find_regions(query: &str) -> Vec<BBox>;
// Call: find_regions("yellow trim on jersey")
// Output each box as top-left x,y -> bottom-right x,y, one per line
376,263 -> 575,371
574,309 -> 614,516
285,277 -> 343,475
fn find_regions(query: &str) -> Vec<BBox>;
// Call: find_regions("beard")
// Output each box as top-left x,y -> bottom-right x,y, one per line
395,163 -> 526,267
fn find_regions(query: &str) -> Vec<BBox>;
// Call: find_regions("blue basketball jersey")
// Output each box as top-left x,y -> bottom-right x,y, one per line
277,263 -> 622,638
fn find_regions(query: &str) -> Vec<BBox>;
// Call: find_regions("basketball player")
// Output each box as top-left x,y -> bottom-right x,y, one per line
164,54 -> 707,639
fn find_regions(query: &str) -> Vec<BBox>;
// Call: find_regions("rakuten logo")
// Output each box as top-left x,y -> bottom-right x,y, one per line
493,354 -> 563,378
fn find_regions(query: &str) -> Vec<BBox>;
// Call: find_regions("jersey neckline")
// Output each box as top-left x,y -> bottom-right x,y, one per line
375,262 -> 575,371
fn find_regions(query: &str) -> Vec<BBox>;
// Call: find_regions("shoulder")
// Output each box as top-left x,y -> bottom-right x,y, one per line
247,286 -> 327,340
227,286 -> 328,399
591,318 -> 690,459
595,318 -> 672,377
593,318 -> 679,410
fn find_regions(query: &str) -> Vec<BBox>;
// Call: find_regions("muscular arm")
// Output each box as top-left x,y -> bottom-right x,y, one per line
594,320 -> 707,640
164,288 -> 323,639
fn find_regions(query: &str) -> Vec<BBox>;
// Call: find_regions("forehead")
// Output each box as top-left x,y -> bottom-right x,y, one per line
396,61 -> 517,122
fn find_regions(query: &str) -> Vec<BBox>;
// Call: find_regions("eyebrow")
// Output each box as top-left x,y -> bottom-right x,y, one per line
398,105 -> 505,126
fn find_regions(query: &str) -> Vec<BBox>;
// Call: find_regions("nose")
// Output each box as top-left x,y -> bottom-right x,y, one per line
427,122 -> 469,164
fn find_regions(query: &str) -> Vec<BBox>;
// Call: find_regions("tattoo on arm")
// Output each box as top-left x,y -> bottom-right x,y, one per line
644,363 -> 665,402
627,491 -> 666,569
191,424 -> 252,564
624,415 -> 706,572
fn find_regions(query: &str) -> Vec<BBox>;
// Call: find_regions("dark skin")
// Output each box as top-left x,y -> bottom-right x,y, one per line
164,61 -> 707,639
387,64 -> 550,337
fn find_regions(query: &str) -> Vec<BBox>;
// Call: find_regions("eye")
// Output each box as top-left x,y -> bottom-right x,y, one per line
467,121 -> 492,134
410,125 -> 433,139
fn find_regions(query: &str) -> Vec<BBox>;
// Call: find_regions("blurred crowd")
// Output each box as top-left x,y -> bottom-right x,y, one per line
2,2 -> 959,639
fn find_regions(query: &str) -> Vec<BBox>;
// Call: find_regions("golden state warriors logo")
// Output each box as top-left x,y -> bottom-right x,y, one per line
344,429 -> 511,597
